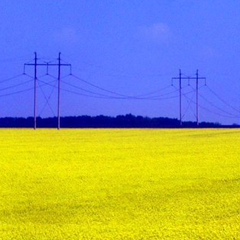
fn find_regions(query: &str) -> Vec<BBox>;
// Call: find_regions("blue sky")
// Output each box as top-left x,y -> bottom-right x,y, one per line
1,0 -> 240,124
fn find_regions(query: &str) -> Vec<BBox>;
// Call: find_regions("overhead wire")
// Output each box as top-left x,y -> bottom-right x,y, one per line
0,76 -> 55,98
38,78 -> 118,99
37,78 -> 110,99
199,104 -> 239,119
63,73 -> 184,100
0,74 -> 26,84
0,79 -> 33,92
198,92 -> 239,117
187,83 -> 240,118
183,93 -> 239,119
205,85 -> 240,114
0,73 -> 34,97
37,76 -> 175,101
61,79 -> 118,98
0,87 -> 34,98
69,73 -> 135,98
131,85 -> 172,98
171,83 -> 239,120
0,65 -> 240,123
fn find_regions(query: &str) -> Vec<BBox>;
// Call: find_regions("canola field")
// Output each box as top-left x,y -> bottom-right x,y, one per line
0,129 -> 239,239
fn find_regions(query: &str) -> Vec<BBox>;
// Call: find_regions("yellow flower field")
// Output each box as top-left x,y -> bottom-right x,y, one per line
0,129 -> 239,239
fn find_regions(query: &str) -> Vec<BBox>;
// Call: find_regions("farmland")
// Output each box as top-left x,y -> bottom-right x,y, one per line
0,129 -> 239,239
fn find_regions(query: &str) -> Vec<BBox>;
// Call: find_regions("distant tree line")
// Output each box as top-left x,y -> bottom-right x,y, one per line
0,114 -> 238,128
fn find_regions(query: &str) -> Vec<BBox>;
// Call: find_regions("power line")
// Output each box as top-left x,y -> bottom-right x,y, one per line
0,74 -> 26,84
0,78 -> 58,98
128,85 -> 172,98
183,93 -> 239,119
0,87 -> 33,98
0,79 -> 32,92
70,74 -> 133,98
205,85 -> 240,114
67,74 -> 183,100
61,79 -> 117,98
37,75 -> 179,101
1,55 -> 240,126
198,93 -> 239,117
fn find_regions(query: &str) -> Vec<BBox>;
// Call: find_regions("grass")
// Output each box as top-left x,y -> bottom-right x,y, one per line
0,129 -> 239,239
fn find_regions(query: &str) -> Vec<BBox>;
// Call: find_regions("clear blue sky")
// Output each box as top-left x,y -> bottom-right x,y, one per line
1,0 -> 240,125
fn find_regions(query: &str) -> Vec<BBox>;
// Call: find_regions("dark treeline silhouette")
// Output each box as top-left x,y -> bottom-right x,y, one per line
0,114 -> 238,128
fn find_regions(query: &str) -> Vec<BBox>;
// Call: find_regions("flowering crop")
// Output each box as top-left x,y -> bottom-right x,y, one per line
0,129 -> 239,239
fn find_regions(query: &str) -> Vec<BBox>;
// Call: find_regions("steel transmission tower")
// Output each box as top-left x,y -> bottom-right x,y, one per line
24,52 -> 71,130
172,70 -> 206,126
